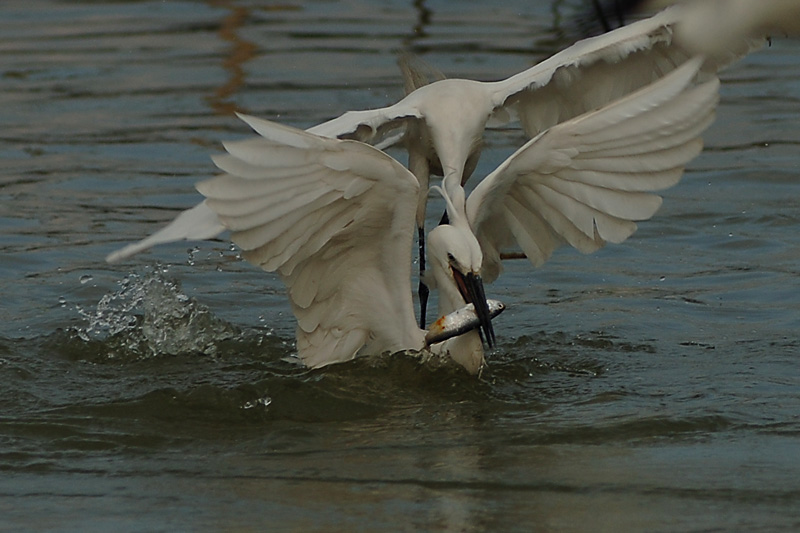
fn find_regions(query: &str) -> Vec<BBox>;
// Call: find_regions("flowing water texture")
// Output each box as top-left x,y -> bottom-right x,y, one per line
1,1 -> 800,531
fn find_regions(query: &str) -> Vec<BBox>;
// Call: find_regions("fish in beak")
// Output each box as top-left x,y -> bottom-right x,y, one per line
425,299 -> 505,346
452,269 -> 496,348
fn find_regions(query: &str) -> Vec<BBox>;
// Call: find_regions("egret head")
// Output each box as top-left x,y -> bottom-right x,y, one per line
427,222 -> 496,349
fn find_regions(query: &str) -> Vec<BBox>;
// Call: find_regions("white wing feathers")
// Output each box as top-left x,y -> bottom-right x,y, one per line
467,57 -> 719,283
306,102 -> 422,147
299,6 -> 752,153
302,8 -> 693,148
489,5 -> 755,132
105,201 -> 225,263
197,115 -> 423,368
488,8 -> 684,114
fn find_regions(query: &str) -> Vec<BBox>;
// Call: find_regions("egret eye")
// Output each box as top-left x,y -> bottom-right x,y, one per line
447,253 -> 455,262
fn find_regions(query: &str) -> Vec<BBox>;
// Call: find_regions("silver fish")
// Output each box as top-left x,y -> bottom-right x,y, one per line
424,299 -> 505,346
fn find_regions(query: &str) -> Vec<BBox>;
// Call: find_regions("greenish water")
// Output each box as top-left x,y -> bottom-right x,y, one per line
1,1 -> 799,531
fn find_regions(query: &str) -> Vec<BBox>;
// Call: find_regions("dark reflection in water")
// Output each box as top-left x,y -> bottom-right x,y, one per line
1,0 -> 800,531
205,1 -> 258,115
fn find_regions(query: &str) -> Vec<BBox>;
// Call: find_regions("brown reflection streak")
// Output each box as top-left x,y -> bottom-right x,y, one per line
402,0 -> 433,52
205,1 -> 257,116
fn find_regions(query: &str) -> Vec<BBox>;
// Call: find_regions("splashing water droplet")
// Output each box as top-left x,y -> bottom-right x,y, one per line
243,396 -> 272,410
79,274 -> 93,285
187,246 -> 200,266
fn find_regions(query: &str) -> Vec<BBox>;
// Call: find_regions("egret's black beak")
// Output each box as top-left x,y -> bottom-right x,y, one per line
453,270 -> 496,348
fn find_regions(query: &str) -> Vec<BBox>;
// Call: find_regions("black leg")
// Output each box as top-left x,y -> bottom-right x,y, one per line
418,209 -> 450,329
418,226 -> 429,329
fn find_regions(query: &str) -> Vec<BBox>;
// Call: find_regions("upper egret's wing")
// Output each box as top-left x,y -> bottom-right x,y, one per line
467,57 -> 719,283
673,0 -> 800,56
312,56 -> 444,152
304,56 -> 439,149
484,6 -> 753,138
199,114 -> 422,367
306,93 -> 424,148
309,10 -> 685,145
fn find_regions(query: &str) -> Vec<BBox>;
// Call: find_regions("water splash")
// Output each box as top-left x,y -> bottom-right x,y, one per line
242,396 -> 272,410
76,266 -> 240,358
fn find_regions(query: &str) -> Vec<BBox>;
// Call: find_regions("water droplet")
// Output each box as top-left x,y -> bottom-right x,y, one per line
243,396 -> 272,410
79,274 -> 93,284
659,276 -> 666,282
187,246 -> 200,266
58,296 -> 67,307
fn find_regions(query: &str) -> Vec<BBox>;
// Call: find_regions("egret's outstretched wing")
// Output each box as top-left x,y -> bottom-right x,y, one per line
484,6 -> 755,137
306,7 -> 755,151
672,0 -> 800,56
467,57 -> 719,283
106,201 -> 225,263
306,10 -> 687,146
306,97 -> 423,148
305,56 -> 438,151
199,114 -> 423,367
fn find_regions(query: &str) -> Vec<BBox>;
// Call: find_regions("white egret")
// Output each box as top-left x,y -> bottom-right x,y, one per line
107,57 -> 719,374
